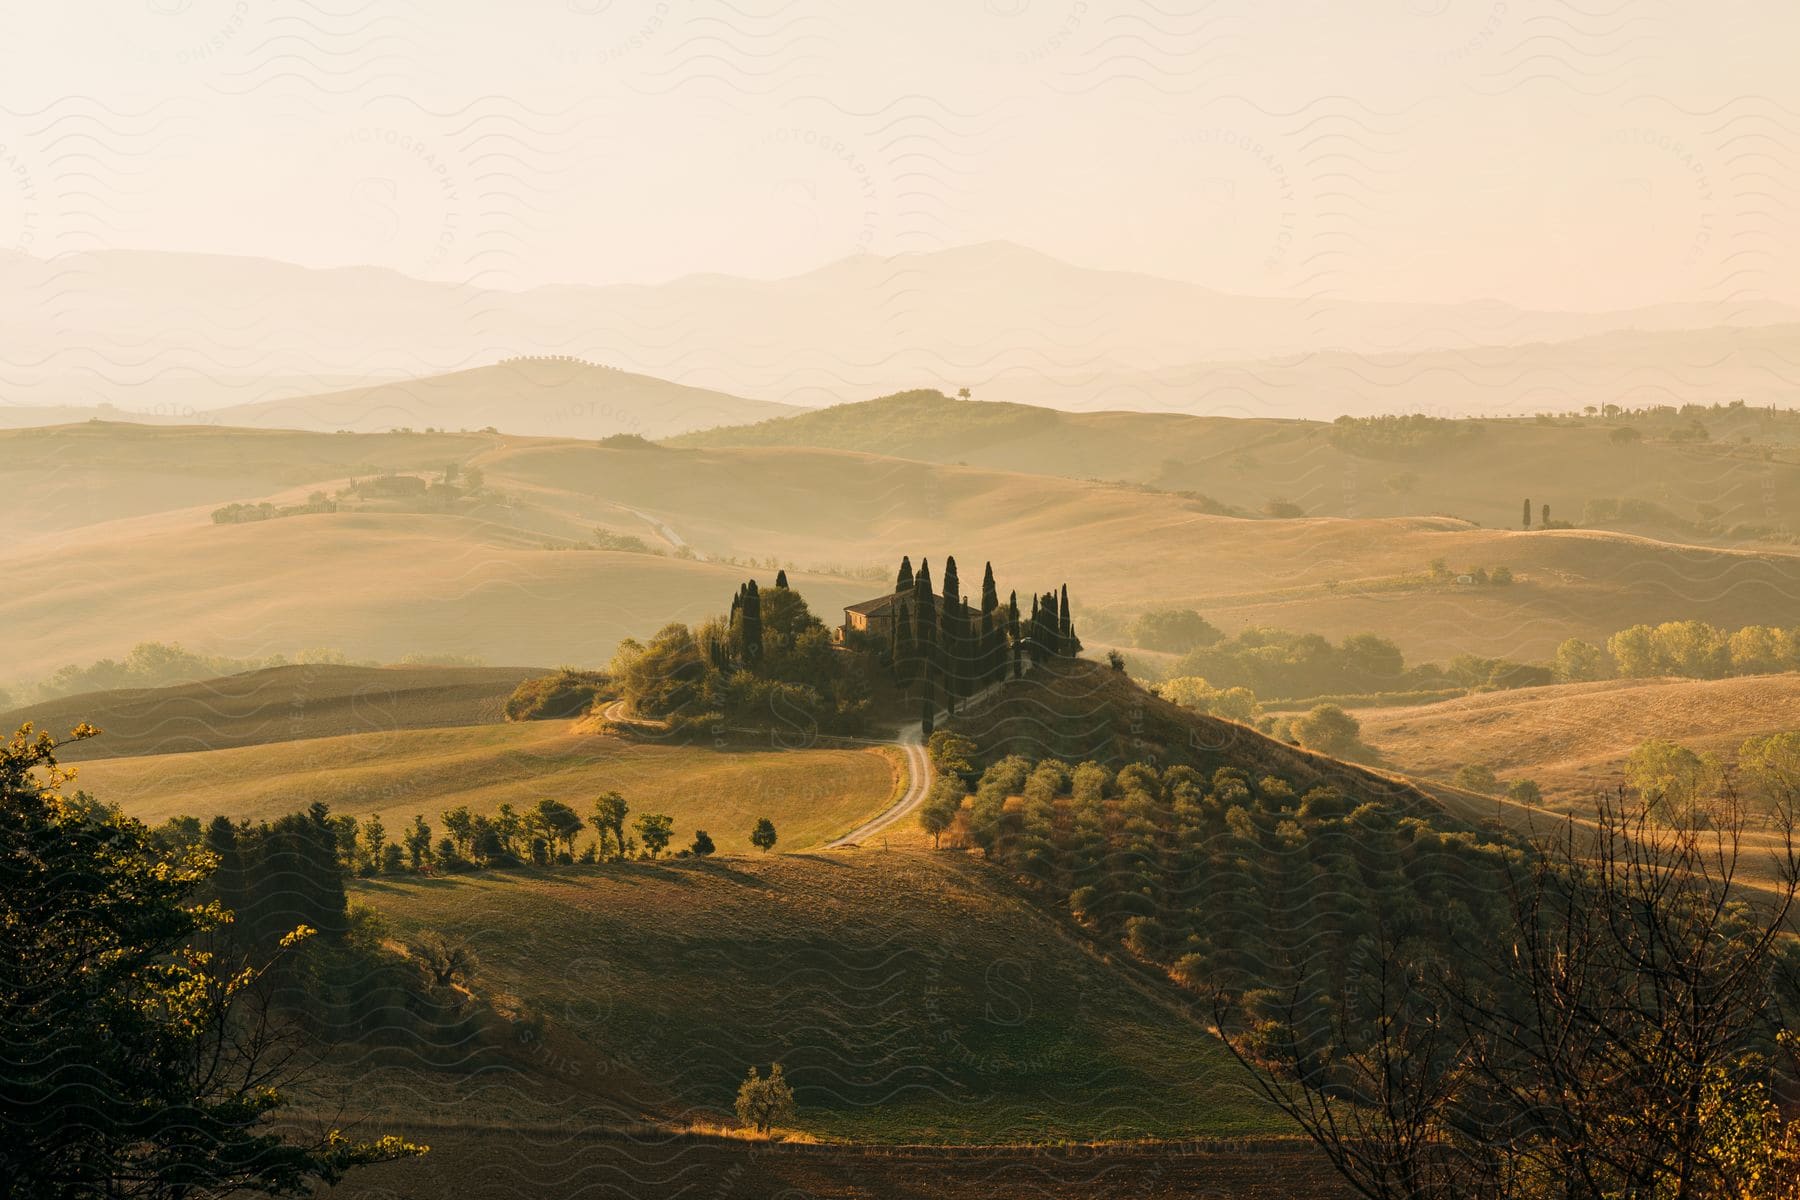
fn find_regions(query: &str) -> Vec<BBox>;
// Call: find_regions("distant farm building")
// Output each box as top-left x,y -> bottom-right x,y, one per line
840,593 -> 901,642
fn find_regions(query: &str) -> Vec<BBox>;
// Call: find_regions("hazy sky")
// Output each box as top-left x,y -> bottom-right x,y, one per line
5,0 -> 1799,310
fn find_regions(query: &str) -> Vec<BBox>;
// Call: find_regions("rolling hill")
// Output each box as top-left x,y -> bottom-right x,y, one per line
8,421 -> 1800,683
208,358 -> 796,439
78,719 -> 897,849
1353,673 -> 1800,808
675,389 -> 1800,539
5,664 -> 541,762
349,852 -> 1283,1145
6,242 -> 1796,415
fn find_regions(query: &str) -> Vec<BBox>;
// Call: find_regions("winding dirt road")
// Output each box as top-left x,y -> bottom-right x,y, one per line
600,697 -> 932,848
826,721 -> 931,848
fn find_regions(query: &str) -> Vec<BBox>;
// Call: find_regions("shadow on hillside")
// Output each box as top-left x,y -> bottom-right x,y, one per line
350,853 -> 834,895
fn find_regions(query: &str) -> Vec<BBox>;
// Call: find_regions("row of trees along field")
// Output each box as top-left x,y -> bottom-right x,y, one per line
614,557 -> 1080,734
1556,619 -> 1800,682
195,795 -> 784,875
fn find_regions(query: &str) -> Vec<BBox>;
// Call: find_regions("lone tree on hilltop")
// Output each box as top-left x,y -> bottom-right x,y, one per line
1523,497 -> 1532,528
735,1064 -> 796,1135
750,817 -> 778,852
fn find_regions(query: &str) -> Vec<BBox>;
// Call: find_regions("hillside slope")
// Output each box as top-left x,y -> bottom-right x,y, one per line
9,422 -> 1800,677
212,359 -> 796,439
948,658 -> 1445,813
1354,673 -> 1800,807
81,720 -> 896,847
6,664 -> 541,762
349,851 -> 1281,1145
676,390 -> 1800,538
7,242 -> 1793,414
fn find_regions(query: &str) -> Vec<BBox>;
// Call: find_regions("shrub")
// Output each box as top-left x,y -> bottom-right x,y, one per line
504,669 -> 610,721
1128,609 -> 1223,654
1506,779 -> 1543,805
1453,764 -> 1501,795
1291,705 -> 1368,760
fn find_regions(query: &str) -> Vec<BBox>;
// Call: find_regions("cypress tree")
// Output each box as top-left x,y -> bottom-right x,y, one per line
893,590 -> 914,681
742,580 -> 764,666
1542,502 -> 1551,527
1034,592 -> 1060,663
775,568 -> 789,589
940,556 -> 964,702
895,555 -> 914,594
913,560 -> 937,692
980,562 -> 998,616
1007,591 -> 1022,679
1058,584 -> 1073,656
1522,498 -> 1532,529
1027,593 -> 1041,665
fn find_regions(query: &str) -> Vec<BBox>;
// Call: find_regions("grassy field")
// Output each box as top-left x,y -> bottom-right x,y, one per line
10,420 -> 1800,682
82,722 -> 896,849
1354,673 -> 1800,809
350,851 -> 1282,1147
675,389 -> 1800,540
7,664 -> 541,761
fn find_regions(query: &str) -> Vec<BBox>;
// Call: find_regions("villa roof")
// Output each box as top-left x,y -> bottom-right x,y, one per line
844,593 -> 900,616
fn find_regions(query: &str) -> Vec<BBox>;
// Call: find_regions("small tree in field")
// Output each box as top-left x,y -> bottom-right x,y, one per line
735,1064 -> 796,1135
590,791 -> 628,859
690,829 -> 715,857
750,817 -> 778,852
1507,778 -> 1543,805
634,812 -> 674,858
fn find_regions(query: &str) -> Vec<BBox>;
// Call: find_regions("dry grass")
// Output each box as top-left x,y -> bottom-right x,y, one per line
8,422 -> 1800,679
80,720 -> 896,849
1355,673 -> 1800,809
347,851 -> 1282,1146
675,390 -> 1800,539
8,664 -> 541,761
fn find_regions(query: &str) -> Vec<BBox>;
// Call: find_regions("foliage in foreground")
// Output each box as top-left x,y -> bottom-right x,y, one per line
1213,787 -> 1800,1200
0,723 -> 423,1198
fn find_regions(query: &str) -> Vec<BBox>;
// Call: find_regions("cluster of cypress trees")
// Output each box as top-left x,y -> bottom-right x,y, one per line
724,579 -> 764,669
887,554 -> 1079,718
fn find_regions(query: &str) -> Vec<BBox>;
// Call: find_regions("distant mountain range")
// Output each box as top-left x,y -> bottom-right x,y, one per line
2,241 -> 1797,422
0,361 -> 793,439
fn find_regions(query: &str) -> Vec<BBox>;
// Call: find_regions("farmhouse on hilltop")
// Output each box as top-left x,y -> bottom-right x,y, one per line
838,593 -> 900,642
